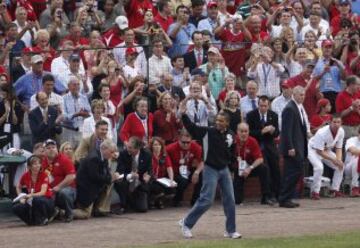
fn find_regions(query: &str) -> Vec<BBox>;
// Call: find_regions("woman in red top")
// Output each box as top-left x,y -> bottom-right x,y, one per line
120,97 -> 153,147
153,92 -> 182,144
310,98 -> 332,134
101,60 -> 124,108
12,155 -> 56,226
149,137 -> 176,209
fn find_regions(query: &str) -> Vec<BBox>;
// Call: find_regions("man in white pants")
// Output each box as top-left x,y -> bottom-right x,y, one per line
344,127 -> 360,197
308,115 -> 345,200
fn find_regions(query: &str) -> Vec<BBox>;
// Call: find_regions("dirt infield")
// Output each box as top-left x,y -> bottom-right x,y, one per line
1,198 -> 360,248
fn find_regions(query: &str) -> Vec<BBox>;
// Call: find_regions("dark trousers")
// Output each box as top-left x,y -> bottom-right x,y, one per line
262,143 -> 281,199
114,180 -> 149,212
279,156 -> 303,204
174,172 -> 202,206
322,91 -> 338,114
55,187 -> 76,218
13,196 -> 55,225
149,180 -> 176,204
233,164 -> 271,204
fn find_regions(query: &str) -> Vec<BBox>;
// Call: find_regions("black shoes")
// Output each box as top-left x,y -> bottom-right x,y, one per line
279,201 -> 300,208
261,197 -> 276,206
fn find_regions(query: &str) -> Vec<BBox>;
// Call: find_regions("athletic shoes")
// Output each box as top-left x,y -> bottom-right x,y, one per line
329,190 -> 345,198
350,187 -> 360,197
179,219 -> 193,239
224,231 -> 242,239
311,192 -> 320,200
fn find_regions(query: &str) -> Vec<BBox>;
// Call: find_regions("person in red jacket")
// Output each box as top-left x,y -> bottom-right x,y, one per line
310,98 -> 332,134
153,92 -> 182,144
120,97 -> 154,147
124,0 -> 154,28
13,155 -> 56,226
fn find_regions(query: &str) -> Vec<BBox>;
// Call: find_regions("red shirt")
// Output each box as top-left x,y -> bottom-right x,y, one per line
218,29 -> 247,76
287,74 -> 322,119
153,109 -> 182,144
217,89 -> 245,103
336,90 -> 360,126
125,0 -> 154,28
154,13 -> 174,32
235,136 -> 262,166
103,28 -> 123,48
31,46 -> 56,72
110,79 -> 122,108
250,31 -> 270,44
310,114 -> 332,131
119,112 -> 154,143
19,171 -> 53,198
331,14 -> 360,36
166,141 -> 202,176
152,154 -> 172,178
42,153 -> 76,188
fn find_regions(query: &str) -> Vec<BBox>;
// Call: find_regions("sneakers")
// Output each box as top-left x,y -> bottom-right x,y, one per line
311,192 -> 320,200
179,219 -> 193,239
350,187 -> 360,197
48,207 -> 60,223
329,190 -> 345,198
224,231 -> 242,239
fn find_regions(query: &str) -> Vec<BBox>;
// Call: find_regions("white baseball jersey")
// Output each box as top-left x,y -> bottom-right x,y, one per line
308,125 -> 345,151
345,136 -> 360,164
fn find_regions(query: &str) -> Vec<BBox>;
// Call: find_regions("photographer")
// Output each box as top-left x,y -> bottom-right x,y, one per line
75,0 -> 104,36
344,31 -> 360,77
13,6 -> 38,48
47,7 -> 69,48
39,0 -> 70,29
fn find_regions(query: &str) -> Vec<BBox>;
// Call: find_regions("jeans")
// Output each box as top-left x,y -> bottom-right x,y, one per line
55,186 -> 76,218
183,165 -> 236,233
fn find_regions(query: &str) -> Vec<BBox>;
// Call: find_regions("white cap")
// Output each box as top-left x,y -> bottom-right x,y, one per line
31,55 -> 44,64
232,13 -> 243,22
115,16 -> 129,30
208,46 -> 220,55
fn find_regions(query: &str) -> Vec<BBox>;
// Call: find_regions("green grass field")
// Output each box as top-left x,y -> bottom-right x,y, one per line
135,230 -> 360,248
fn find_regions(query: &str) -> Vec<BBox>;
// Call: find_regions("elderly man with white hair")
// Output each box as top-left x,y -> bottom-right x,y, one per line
62,76 -> 91,147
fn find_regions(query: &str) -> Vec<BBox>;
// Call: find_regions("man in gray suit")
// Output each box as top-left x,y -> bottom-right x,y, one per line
279,86 -> 308,208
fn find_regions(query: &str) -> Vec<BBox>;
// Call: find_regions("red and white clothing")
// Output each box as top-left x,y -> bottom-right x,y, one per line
310,114 -> 332,132
42,153 -> 76,188
125,0 -> 154,28
344,136 -> 360,189
335,90 -> 360,126
31,46 -> 56,72
154,13 -> 174,32
308,125 -> 345,193
119,112 -> 154,144
102,28 -> 123,48
152,154 -> 173,179
19,171 -> 53,198
235,136 -> 263,166
166,141 -> 202,176
153,109 -> 182,144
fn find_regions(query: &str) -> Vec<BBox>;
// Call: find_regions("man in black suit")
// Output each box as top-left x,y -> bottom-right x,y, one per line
279,86 -> 308,208
183,31 -> 208,72
74,139 -> 118,219
158,73 -> 186,101
28,92 -> 62,144
114,136 -> 152,212
246,95 -> 280,200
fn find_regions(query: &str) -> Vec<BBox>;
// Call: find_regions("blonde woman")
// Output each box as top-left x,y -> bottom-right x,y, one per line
223,90 -> 242,133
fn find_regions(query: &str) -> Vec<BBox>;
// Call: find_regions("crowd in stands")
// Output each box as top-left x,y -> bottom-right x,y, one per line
0,0 -> 359,226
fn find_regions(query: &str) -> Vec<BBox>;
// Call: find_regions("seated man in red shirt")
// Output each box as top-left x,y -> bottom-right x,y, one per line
42,139 -> 76,222
166,129 -> 203,206
233,122 -> 274,205
335,75 -> 360,139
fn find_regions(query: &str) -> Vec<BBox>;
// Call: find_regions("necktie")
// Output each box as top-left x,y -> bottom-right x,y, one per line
261,114 -> 266,126
129,156 -> 139,192
95,139 -> 102,151
300,107 -> 306,127
196,51 -> 202,67
251,99 -> 257,110
194,100 -> 199,123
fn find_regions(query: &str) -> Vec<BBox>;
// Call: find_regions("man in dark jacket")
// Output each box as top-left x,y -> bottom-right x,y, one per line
73,139 -> 118,219
114,136 -> 152,212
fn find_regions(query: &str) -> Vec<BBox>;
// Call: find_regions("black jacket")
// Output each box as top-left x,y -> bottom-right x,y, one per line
182,114 -> 235,170
183,49 -> 208,72
28,105 -> 62,144
76,151 -> 112,207
158,85 -> 185,101
116,148 -> 152,182
280,100 -> 308,160
246,109 -> 279,145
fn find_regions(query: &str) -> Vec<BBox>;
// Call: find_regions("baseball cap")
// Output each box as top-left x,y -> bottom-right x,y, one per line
321,39 -> 334,47
31,55 -> 44,64
232,13 -> 243,22
281,81 -> 290,89
207,1 -> 218,8
22,47 -> 33,55
44,139 -> 57,147
317,98 -> 330,109
69,53 -> 81,61
207,46 -> 220,55
339,0 -> 350,5
115,16 -> 129,30
304,59 -> 316,68
125,47 -> 138,56
191,68 -> 206,76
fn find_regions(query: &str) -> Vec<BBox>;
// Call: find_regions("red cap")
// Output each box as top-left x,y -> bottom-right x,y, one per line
207,1 -> 218,8
317,98 -> 330,109
125,47 -> 138,56
22,47 -> 33,55
321,39 -> 333,47
281,81 -> 290,89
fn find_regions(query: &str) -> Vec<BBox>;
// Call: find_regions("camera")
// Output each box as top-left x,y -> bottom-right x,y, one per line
87,5 -> 94,13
